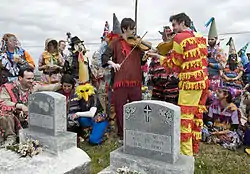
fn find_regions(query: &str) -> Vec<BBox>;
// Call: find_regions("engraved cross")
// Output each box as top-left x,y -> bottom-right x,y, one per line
144,105 -> 152,122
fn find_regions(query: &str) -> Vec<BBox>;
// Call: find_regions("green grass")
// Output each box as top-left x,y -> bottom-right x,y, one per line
195,143 -> 250,174
80,137 -> 250,174
79,136 -> 121,174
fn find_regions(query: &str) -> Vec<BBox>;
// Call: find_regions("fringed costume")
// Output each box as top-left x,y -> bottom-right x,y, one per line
160,30 -> 209,156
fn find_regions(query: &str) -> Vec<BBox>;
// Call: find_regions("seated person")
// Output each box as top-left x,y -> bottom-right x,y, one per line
202,87 -> 242,150
57,74 -> 108,145
0,67 -> 60,147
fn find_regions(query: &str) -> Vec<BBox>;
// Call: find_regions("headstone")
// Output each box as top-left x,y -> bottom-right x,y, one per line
22,92 -> 74,155
28,92 -> 67,136
0,92 -> 91,174
99,100 -> 194,174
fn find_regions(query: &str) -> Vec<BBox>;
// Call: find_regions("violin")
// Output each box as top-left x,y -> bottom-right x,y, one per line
126,33 -> 175,55
120,32 -> 174,66
126,35 -> 153,51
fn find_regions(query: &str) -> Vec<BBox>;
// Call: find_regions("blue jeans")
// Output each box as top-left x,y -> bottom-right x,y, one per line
78,117 -> 108,145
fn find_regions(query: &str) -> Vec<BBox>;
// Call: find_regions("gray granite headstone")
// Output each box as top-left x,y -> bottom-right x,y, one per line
99,100 -> 194,174
20,92 -> 75,155
124,100 -> 180,164
12,91 -> 92,173
28,92 -> 67,136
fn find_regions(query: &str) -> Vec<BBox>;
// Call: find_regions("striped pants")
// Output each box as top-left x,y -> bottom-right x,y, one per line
178,89 -> 208,156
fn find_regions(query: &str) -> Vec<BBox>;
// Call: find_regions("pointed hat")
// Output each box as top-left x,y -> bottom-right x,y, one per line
238,42 -> 249,55
226,37 -> 237,55
113,13 -> 122,34
205,17 -> 218,39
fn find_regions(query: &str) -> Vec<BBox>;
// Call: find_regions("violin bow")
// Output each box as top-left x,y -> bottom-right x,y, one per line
120,31 -> 148,67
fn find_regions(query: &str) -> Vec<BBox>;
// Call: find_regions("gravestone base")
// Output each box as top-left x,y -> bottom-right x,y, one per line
99,147 -> 194,174
20,129 -> 77,155
0,147 -> 91,174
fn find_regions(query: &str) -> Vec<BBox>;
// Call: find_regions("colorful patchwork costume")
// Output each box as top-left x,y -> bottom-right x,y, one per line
160,29 -> 209,156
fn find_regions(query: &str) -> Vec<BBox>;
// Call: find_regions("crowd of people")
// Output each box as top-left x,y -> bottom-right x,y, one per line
0,12 -> 250,157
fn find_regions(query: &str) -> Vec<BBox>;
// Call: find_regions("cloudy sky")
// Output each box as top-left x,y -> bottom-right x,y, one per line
1,0 -> 250,68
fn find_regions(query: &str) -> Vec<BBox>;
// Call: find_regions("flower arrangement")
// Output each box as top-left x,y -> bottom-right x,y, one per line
7,139 -> 42,157
116,166 -> 141,174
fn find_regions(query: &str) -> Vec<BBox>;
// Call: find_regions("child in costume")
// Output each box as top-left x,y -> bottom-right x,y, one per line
203,87 -> 242,150
57,74 -> 108,145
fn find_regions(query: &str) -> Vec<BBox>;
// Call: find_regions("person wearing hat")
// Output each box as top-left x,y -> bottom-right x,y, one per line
0,33 -> 35,85
205,17 -> 227,91
38,38 -> 64,84
66,35 -> 93,85
221,38 -> 244,107
158,26 -> 174,42
148,26 -> 179,104
221,37 -> 244,90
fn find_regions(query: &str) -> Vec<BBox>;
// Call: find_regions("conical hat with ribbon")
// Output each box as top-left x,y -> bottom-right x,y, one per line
226,37 -> 237,55
238,42 -> 249,56
205,17 -> 218,39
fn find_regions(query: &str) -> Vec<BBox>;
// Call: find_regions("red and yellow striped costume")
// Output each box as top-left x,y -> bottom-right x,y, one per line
160,30 -> 209,156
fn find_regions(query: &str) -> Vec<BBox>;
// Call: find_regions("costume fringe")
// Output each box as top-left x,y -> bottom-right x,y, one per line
179,80 -> 208,90
192,141 -> 200,154
181,59 -> 203,70
181,106 -> 198,115
180,38 -> 196,48
198,105 -> 207,114
194,114 -> 203,121
179,70 -> 205,81
192,131 -> 202,140
181,119 -> 193,128
161,57 -> 181,74
113,81 -> 141,89
193,120 -> 203,132
181,133 -> 193,142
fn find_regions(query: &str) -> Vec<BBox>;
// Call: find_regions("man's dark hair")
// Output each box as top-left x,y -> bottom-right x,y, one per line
59,40 -> 66,45
169,13 -> 191,27
61,74 -> 76,86
18,67 -> 34,78
120,18 -> 136,33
